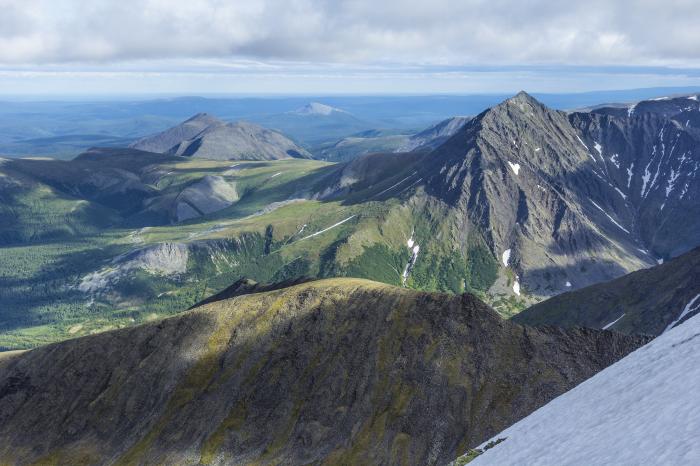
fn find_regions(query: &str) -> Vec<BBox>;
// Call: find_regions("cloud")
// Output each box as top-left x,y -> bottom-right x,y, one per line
0,0 -> 699,67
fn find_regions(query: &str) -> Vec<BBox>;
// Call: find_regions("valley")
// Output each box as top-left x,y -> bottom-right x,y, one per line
2,92 -> 700,350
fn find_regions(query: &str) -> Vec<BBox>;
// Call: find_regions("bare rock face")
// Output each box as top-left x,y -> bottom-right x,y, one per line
175,175 -> 239,222
0,278 -> 647,465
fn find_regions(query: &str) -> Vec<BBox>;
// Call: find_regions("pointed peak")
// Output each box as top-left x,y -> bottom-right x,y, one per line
507,91 -> 542,106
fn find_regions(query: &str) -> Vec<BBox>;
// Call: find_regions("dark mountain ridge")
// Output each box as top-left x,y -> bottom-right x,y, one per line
0,278 -> 647,465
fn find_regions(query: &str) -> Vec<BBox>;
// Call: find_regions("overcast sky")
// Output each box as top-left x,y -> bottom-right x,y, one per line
2,0 -> 700,95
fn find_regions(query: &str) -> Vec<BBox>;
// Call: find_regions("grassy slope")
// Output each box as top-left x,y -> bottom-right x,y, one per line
0,156 -> 503,349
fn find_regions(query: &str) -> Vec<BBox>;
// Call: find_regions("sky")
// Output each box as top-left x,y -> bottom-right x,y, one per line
2,0 -> 700,95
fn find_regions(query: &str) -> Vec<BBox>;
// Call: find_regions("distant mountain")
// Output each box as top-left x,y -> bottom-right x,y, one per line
292,102 -> 348,116
131,114 -> 311,160
130,113 -> 222,153
314,117 -> 470,162
513,247 -> 700,336
252,104 -> 375,146
0,278 -> 646,464
463,311 -> 700,465
398,116 -> 471,152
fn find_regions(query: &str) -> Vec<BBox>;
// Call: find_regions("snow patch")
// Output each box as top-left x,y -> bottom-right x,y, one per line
593,141 -> 603,156
507,161 -> 521,176
664,293 -> 700,333
502,249 -> 511,267
575,135 -> 588,150
614,187 -> 627,200
625,164 -> 634,189
689,95 -> 698,101
402,233 -> 420,287
602,313 -> 625,330
609,153 -> 620,168
590,200 -> 630,234
512,279 -> 521,296
298,215 -> 356,241
270,172 -> 283,178
565,281 -> 572,287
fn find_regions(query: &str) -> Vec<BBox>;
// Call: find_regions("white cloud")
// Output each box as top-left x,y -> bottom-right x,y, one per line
0,0 -> 699,67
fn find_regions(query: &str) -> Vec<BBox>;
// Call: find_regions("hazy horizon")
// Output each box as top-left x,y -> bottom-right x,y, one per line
3,1 -> 700,95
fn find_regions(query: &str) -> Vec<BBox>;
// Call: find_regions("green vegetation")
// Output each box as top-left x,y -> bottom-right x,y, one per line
0,155 -> 510,350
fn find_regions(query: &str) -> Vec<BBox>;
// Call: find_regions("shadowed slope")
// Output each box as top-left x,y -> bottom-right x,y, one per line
514,246 -> 700,336
0,278 -> 646,465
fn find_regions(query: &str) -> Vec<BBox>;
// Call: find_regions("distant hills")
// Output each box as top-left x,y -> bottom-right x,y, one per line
131,114 -> 311,160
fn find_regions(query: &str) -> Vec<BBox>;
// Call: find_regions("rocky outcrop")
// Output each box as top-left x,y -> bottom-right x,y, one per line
175,175 -> 239,222
0,278 -> 647,465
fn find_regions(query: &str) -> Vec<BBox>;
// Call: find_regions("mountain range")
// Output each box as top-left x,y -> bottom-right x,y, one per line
1,91 -> 699,349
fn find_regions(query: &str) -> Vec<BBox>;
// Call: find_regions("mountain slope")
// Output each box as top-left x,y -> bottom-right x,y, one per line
0,279 -> 647,465
513,246 -> 700,336
466,311 -> 700,466
416,92 -> 655,297
570,96 -> 700,258
131,114 -> 311,160
130,112 -> 222,153
399,116 -> 471,152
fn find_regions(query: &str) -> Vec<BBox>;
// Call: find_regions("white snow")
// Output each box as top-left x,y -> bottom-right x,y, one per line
602,313 -> 625,330
470,312 -> 700,466
298,215 -> 355,241
534,147 -> 541,152
512,280 -> 521,296
665,168 -> 680,197
575,135 -> 588,150
627,103 -> 636,117
657,258 -> 664,265
565,281 -> 572,287
501,249 -> 512,267
664,293 -> 700,333
372,171 -> 417,198
401,242 -> 421,287
507,161 -> 521,176
689,95 -> 698,101
270,172 -> 283,178
590,200 -> 630,234
614,187 -> 627,200
593,141 -> 603,157
626,163 -> 634,188
609,153 -> 620,168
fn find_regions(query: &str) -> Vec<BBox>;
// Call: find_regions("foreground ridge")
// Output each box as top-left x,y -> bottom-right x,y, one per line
0,278 -> 646,465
